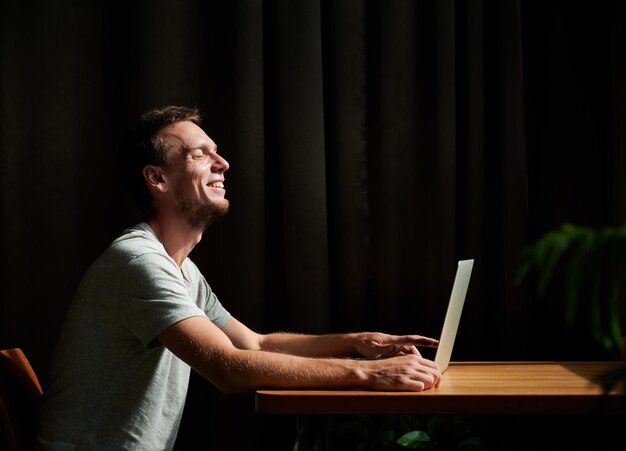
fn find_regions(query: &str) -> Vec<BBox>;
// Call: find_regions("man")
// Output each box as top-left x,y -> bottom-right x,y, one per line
35,106 -> 441,450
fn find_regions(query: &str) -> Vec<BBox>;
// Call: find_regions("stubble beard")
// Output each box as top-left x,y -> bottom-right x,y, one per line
180,198 -> 230,231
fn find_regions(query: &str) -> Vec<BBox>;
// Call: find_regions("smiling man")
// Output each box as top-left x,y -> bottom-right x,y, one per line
34,106 -> 441,450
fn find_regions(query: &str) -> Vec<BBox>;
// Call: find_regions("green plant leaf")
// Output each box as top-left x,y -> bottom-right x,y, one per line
563,237 -> 589,324
397,430 -> 433,449
608,282 -> 623,350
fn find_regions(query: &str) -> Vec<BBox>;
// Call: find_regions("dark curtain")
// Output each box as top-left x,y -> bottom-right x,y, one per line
1,0 -> 624,449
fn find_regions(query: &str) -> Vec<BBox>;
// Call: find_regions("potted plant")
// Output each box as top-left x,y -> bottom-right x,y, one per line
515,223 -> 626,389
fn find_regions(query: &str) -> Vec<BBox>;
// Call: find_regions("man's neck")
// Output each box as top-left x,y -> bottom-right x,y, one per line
146,213 -> 203,267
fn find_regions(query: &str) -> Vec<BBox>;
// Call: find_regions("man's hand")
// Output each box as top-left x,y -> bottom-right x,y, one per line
352,332 -> 439,359
359,354 -> 441,391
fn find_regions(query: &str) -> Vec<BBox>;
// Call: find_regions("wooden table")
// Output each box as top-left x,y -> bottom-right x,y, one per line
256,362 -> 626,415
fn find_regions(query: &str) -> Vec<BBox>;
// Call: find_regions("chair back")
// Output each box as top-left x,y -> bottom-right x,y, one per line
0,348 -> 43,451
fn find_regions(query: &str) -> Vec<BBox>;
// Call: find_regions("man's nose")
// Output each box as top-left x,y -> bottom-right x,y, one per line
212,154 -> 229,172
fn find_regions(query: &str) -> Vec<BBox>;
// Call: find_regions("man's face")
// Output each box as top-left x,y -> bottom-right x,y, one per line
158,121 -> 230,229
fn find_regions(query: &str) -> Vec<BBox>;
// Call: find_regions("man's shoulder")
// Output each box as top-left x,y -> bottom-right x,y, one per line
91,223 -> 167,270
110,223 -> 163,252
112,222 -> 157,244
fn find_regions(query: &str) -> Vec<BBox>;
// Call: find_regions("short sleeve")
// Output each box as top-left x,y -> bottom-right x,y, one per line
190,268 -> 230,329
120,252 -> 207,347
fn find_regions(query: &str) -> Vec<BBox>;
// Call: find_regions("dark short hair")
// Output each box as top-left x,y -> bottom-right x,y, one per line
119,105 -> 202,212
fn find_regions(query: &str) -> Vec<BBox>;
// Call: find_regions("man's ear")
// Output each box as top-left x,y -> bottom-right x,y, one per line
143,165 -> 168,192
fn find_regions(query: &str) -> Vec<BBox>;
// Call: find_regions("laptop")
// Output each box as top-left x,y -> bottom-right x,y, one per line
434,259 -> 474,373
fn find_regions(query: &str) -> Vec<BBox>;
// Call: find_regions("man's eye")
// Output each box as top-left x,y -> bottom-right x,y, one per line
190,151 -> 205,159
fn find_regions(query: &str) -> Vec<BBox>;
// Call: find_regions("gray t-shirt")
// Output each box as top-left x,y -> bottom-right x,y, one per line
35,223 -> 230,450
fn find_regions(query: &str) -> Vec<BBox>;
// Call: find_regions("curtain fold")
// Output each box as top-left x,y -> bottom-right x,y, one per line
322,0 -> 371,331
264,0 -> 331,333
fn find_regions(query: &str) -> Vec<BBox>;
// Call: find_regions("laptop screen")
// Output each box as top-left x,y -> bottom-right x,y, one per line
434,259 -> 474,373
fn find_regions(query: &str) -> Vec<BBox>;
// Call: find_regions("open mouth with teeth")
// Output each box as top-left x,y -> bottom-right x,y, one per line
207,181 -> 225,189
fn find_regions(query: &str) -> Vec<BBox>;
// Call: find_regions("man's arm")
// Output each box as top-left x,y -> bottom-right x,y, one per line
221,317 -> 439,358
159,316 -> 440,394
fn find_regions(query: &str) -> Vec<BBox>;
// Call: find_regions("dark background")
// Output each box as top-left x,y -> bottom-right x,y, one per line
1,0 -> 625,449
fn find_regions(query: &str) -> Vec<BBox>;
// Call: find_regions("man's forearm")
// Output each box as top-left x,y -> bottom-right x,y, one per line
160,317 -> 440,393
258,332 -> 360,357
